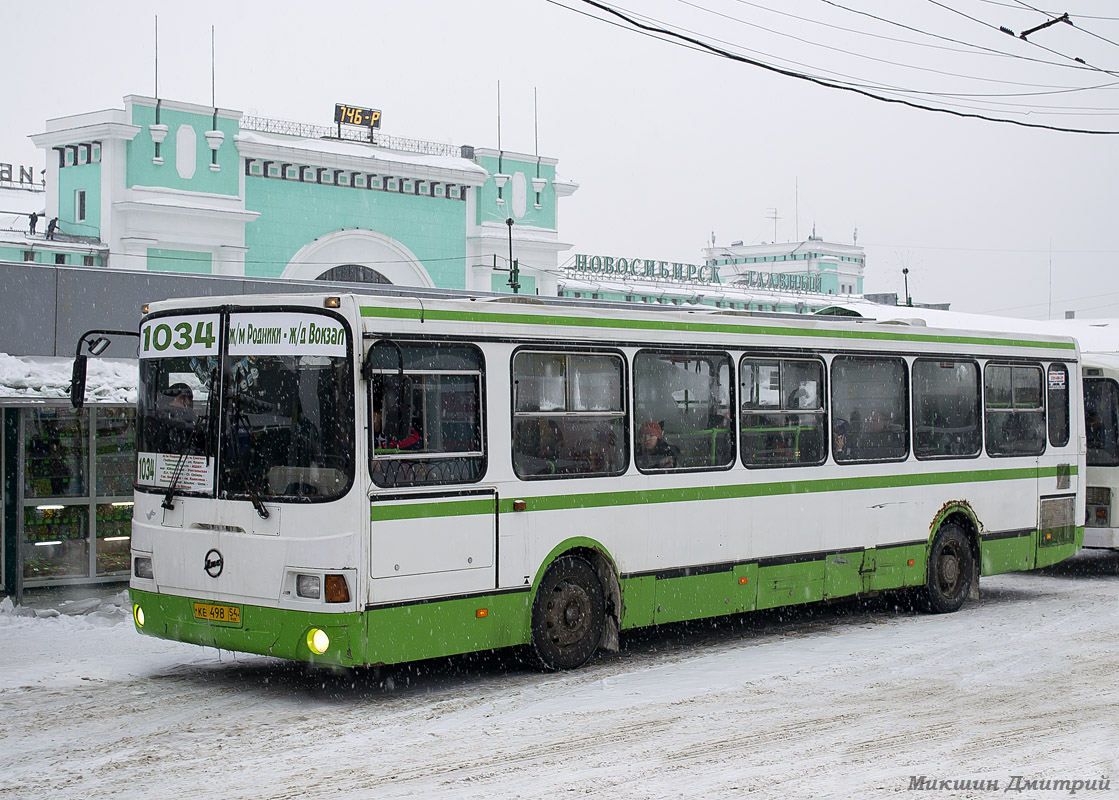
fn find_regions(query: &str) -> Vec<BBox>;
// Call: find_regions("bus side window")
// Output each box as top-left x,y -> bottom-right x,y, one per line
830,356 -> 909,463
369,343 -> 485,488
913,359 -> 980,459
985,364 -> 1045,457
633,350 -> 734,472
740,356 -> 826,468
1047,363 -> 1070,448
512,351 -> 627,479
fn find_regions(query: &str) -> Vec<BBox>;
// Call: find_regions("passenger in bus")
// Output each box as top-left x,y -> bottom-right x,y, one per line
636,420 -> 677,469
163,383 -> 198,452
832,419 -> 849,459
373,408 -> 421,451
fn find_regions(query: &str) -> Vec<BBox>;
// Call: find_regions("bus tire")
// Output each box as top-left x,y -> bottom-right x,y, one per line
531,555 -> 605,670
923,523 -> 974,614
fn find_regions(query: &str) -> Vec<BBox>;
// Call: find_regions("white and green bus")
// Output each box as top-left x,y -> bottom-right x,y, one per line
107,292 -> 1084,670
1083,352 -> 1119,549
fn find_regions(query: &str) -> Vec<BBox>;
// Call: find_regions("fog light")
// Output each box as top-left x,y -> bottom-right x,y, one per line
296,574 -> 321,599
133,604 -> 145,628
307,628 -> 330,655
134,556 -> 154,580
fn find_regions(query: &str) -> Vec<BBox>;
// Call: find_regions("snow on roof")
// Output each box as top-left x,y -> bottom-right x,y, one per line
826,301 -> 1119,354
234,130 -> 489,178
0,353 -> 136,404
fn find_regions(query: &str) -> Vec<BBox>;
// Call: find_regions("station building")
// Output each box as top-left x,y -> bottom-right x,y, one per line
13,94 -> 577,294
557,235 -> 865,313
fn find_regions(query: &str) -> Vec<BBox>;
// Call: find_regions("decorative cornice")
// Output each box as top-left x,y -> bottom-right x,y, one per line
30,122 -> 141,149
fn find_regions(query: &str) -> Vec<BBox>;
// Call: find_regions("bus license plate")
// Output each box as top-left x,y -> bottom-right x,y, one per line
193,602 -> 242,626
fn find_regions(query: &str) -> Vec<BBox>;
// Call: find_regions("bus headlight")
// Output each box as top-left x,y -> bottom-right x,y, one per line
134,556 -> 154,580
133,604 -> 145,628
296,574 -> 321,599
306,628 -> 330,655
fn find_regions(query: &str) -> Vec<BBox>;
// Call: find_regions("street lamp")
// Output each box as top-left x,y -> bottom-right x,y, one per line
902,267 -> 912,307
504,217 -> 520,294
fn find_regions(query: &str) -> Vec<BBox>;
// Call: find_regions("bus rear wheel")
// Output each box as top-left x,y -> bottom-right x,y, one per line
923,523 -> 974,614
531,555 -> 605,670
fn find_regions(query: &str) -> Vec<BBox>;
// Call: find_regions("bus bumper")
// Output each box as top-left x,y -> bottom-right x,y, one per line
129,589 -> 364,667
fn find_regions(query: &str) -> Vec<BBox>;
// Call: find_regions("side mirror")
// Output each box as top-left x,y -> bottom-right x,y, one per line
69,354 -> 88,409
68,328 -> 141,410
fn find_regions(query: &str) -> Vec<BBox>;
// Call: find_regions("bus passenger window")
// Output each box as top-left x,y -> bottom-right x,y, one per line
633,350 -> 734,472
512,351 -> 626,479
984,364 -> 1045,457
1047,363 -> 1070,448
830,356 -> 909,463
368,342 -> 485,488
740,357 -> 826,468
913,359 -> 980,459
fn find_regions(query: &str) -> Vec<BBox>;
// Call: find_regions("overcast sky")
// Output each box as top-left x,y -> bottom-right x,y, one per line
4,0 -> 1118,319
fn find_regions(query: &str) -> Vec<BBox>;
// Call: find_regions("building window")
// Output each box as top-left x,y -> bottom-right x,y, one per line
24,250 -> 34,262
55,253 -> 67,265
75,189 -> 86,222
84,255 -> 95,266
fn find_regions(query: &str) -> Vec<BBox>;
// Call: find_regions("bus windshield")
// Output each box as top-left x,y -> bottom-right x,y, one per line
221,351 -> 353,500
135,310 -> 354,501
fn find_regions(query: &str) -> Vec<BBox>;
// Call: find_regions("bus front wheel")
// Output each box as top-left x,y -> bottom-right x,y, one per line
531,555 -> 605,670
923,523 -> 975,614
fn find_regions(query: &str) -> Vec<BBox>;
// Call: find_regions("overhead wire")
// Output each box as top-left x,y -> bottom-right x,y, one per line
558,0 -> 1119,133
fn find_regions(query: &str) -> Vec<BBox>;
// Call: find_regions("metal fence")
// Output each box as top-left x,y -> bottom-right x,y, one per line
240,115 -> 465,159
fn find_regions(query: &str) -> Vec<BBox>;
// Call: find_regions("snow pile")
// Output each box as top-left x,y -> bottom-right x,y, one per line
0,589 -> 129,625
0,352 -> 137,404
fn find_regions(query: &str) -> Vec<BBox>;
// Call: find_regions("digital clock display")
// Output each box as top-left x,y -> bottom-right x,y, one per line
334,103 -> 382,129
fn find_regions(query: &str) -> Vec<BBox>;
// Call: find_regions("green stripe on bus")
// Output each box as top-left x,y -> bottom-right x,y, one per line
359,305 -> 1075,351
370,497 -> 495,522
371,465 -> 1074,521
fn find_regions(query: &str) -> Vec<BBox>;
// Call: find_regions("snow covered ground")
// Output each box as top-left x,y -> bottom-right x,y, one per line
1,550 -> 1117,800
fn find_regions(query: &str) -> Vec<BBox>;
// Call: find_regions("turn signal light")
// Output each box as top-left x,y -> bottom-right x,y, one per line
908,559 -> 915,567
325,574 -> 350,603
476,608 -> 489,618
738,576 -> 749,585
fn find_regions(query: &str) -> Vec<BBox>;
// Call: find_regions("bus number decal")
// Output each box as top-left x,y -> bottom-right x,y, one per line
140,314 -> 221,359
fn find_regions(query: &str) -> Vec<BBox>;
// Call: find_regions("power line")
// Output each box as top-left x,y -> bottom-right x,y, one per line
1010,0 -> 1119,50
678,0 -> 1119,95
562,0 -> 1119,133
926,0 -> 1119,76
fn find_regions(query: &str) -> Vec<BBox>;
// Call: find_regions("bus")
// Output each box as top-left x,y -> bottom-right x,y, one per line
1083,352 -> 1119,549
90,292 -> 1084,670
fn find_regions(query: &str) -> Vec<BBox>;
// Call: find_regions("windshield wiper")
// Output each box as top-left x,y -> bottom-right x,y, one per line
162,368 -> 218,511
228,369 -> 270,519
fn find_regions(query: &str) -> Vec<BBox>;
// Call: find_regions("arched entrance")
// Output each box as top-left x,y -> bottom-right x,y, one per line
317,264 -> 392,284
283,230 -> 434,287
